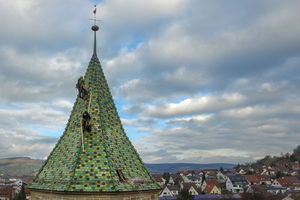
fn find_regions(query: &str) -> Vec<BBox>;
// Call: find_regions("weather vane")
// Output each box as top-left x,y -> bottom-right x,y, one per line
90,5 -> 101,26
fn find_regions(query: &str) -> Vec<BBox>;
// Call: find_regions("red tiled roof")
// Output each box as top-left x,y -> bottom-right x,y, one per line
182,182 -> 198,189
259,175 -> 271,181
182,182 -> 201,193
152,175 -> 164,182
276,177 -> 300,187
244,175 -> 271,184
244,175 -> 260,184
0,186 -> 13,198
204,180 -> 220,194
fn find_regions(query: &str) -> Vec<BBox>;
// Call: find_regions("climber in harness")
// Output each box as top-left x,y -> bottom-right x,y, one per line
76,76 -> 88,99
82,111 -> 92,132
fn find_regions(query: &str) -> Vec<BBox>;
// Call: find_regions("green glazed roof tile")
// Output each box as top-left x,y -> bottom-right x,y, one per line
29,36 -> 160,193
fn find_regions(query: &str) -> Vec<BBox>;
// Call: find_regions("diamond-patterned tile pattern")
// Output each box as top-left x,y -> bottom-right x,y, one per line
29,56 -> 160,192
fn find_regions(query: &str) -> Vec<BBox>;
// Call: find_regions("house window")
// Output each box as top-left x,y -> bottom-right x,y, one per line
116,169 -> 126,182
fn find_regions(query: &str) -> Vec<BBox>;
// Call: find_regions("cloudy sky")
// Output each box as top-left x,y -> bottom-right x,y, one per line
0,0 -> 299,164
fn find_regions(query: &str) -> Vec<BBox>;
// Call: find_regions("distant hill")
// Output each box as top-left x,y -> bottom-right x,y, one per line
145,163 -> 235,173
0,157 -> 44,177
244,145 -> 300,172
3,145 -> 299,178
0,157 -> 235,177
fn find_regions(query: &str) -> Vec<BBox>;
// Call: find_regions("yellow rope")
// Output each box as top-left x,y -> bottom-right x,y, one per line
88,89 -> 92,113
81,122 -> 85,153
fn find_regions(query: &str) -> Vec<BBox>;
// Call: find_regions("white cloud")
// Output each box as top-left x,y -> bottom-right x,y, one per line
120,118 -> 135,126
101,0 -> 184,22
52,99 -> 74,110
0,103 -> 68,130
0,127 -> 57,159
0,0 -> 299,164
170,114 -> 213,124
144,93 -> 246,117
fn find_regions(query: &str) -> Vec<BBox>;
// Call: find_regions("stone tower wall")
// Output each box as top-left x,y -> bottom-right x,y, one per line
31,190 -> 158,200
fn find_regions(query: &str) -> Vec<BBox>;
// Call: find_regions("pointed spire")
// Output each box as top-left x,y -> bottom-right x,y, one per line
28,5 -> 160,194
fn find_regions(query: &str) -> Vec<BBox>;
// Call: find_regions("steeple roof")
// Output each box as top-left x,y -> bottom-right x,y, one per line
29,24 -> 160,193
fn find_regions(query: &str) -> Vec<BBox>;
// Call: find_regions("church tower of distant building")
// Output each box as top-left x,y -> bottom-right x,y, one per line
28,6 -> 160,200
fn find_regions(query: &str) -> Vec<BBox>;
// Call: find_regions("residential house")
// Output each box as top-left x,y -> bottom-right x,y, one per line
216,171 -> 227,183
0,179 -> 5,186
203,180 -> 222,194
0,185 -> 13,200
272,177 -> 300,190
204,170 -> 218,179
292,161 -> 300,170
244,175 -> 271,185
201,179 -> 217,191
180,172 -> 191,183
261,167 -> 276,177
168,176 -> 175,185
159,185 -> 180,197
180,171 -> 192,177
171,174 -> 184,186
181,175 -> 190,183
238,169 -> 246,175
168,185 -> 180,196
181,183 -> 202,196
259,175 -> 272,185
267,186 -> 287,194
291,171 -> 298,176
226,175 -> 249,193
153,174 -> 165,187
244,175 -> 260,185
291,162 -> 300,176
186,174 -> 201,184
159,186 -> 174,197
11,179 -> 23,197
12,179 -> 22,187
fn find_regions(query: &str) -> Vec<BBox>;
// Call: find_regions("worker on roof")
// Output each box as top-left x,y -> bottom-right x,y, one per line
82,111 -> 91,132
76,76 -> 88,99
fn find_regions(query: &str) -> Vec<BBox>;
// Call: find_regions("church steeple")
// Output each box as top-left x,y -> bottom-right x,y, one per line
28,5 -> 160,199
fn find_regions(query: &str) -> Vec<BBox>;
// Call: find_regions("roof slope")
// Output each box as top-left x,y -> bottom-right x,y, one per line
29,45 -> 160,193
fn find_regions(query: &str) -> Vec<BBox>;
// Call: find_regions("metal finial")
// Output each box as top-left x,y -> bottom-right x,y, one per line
91,5 -> 99,31
90,5 -> 101,58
